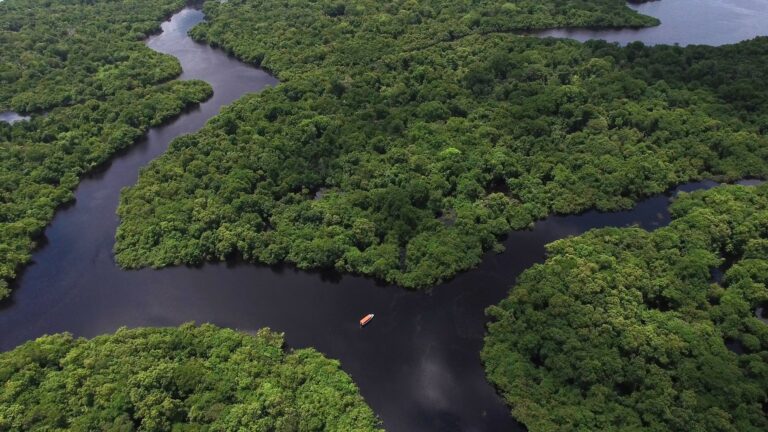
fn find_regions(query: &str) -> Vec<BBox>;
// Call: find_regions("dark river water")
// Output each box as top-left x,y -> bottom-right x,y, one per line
1,2 -> 767,432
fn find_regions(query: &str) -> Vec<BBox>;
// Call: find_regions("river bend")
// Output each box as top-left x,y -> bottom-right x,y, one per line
1,2 -> 767,431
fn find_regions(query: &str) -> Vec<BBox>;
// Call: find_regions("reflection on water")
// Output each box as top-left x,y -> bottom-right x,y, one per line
0,111 -> 30,124
535,0 -> 768,46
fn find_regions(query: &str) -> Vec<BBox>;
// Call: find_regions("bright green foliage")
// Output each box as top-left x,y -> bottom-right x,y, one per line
187,0 -> 658,79
482,184 -> 768,431
116,0 -> 768,289
0,324 -> 382,431
0,0 -> 213,296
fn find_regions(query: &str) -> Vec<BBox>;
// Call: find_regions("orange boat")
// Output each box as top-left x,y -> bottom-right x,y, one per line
359,313 -> 375,327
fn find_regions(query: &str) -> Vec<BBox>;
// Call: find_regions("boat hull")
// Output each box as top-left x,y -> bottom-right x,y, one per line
360,314 -> 375,326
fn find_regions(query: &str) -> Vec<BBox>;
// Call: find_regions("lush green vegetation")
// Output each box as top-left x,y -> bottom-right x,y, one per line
115,0 -> 768,288
482,184 -> 768,431
0,323 -> 382,431
0,0 -> 213,297
186,0 -> 658,80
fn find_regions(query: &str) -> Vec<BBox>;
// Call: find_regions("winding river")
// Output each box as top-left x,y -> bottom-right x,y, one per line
1,2 -> 767,431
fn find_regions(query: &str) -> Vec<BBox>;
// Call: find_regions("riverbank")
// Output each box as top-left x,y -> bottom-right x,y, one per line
533,0 -> 768,46
2,1 -> 767,431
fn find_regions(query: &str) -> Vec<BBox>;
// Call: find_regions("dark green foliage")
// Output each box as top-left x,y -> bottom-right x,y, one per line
0,0 -> 213,296
0,324 -> 382,431
186,0 -> 657,78
116,0 -> 768,289
482,184 -> 768,431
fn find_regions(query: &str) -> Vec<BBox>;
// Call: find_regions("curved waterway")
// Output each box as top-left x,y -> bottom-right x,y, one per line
535,0 -> 768,46
1,3 -> 767,432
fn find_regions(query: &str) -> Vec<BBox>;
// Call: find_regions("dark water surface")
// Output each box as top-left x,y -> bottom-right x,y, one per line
1,3 -> 767,432
536,0 -> 768,46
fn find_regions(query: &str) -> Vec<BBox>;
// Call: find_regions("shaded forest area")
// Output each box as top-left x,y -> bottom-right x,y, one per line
0,324 -> 381,431
0,0 -> 212,298
483,184 -> 768,431
116,0 -> 768,288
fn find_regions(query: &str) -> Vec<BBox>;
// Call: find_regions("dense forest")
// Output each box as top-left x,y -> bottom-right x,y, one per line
115,0 -> 768,288
0,1 -> 765,431
0,324 -> 382,431
482,184 -> 768,431
0,0 -> 212,298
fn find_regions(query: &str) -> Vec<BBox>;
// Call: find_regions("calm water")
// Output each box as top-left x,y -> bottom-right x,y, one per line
1,3 -> 766,432
536,0 -> 768,46
0,111 -> 30,124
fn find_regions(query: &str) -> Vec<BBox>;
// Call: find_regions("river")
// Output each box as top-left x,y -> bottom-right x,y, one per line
0,111 -> 30,124
535,0 -> 768,46
0,2 -> 766,432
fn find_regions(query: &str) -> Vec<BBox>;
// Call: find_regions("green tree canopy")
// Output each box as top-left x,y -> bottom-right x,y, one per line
482,184 -> 768,431
0,324 -> 382,431
117,0 -> 768,288
0,0 -> 213,297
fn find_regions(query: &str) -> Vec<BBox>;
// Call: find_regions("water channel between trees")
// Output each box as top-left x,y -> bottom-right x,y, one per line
2,1 -> 767,431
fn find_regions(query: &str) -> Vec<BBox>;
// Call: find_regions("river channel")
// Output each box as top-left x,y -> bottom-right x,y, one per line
1,2 -> 767,431
535,0 -> 768,46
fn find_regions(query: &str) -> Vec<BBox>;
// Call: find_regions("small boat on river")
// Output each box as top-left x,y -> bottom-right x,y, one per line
360,313 -> 375,327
